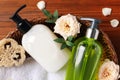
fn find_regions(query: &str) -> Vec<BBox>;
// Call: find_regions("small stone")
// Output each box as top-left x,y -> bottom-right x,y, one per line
110,19 -> 119,28
102,8 -> 112,16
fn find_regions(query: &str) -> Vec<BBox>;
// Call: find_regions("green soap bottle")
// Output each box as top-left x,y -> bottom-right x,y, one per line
65,18 -> 102,80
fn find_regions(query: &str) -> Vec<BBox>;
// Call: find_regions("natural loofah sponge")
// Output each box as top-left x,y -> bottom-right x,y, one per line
0,38 -> 26,67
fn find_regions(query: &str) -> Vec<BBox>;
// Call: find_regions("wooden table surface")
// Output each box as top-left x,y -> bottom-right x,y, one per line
0,0 -> 120,64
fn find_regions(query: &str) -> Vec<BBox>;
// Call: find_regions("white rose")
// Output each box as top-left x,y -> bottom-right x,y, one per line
37,1 -> 46,10
54,14 -> 81,40
99,59 -> 120,80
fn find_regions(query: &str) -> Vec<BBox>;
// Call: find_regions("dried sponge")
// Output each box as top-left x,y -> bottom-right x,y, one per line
0,38 -> 26,67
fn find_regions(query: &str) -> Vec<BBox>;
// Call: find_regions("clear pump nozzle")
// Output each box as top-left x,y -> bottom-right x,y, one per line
80,18 -> 101,40
80,18 -> 101,28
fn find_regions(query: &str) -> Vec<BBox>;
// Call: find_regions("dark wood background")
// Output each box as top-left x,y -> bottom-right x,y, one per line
0,0 -> 120,64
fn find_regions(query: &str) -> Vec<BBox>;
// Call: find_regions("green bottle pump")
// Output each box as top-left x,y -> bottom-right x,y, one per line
65,18 -> 102,80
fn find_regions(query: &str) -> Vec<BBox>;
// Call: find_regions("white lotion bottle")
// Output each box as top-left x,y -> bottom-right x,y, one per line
10,5 -> 70,72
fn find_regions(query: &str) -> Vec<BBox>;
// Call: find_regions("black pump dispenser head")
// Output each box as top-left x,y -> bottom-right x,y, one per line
10,5 -> 32,34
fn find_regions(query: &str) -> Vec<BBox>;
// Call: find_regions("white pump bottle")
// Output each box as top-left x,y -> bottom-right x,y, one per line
10,5 -> 70,72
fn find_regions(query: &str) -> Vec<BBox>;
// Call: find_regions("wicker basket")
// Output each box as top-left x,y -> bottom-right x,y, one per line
6,17 -> 118,64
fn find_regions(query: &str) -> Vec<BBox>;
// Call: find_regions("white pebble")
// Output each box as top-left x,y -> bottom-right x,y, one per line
37,1 -> 46,10
102,8 -> 112,16
110,19 -> 119,28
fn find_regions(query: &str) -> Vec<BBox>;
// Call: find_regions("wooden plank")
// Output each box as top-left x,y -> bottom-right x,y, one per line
0,0 -> 120,65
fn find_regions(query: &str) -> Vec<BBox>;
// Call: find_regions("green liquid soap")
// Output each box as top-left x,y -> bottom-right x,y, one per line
65,18 -> 102,80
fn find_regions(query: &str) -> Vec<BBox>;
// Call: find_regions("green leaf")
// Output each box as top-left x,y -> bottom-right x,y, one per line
66,41 -> 74,47
61,44 -> 67,49
42,9 -> 52,18
42,9 -> 59,23
53,10 -> 58,19
67,36 -> 74,42
45,19 -> 55,23
54,38 -> 65,43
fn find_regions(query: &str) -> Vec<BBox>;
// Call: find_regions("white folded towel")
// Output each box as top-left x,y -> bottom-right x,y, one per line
0,58 -> 66,80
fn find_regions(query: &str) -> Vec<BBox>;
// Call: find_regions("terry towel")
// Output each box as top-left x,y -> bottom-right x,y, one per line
0,58 -> 66,80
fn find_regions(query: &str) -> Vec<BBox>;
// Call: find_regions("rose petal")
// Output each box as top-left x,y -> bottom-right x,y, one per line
110,19 -> 119,28
37,1 -> 46,10
102,8 -> 112,16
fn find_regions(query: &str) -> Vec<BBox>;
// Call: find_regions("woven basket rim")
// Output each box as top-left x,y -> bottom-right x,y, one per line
6,17 -> 118,64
